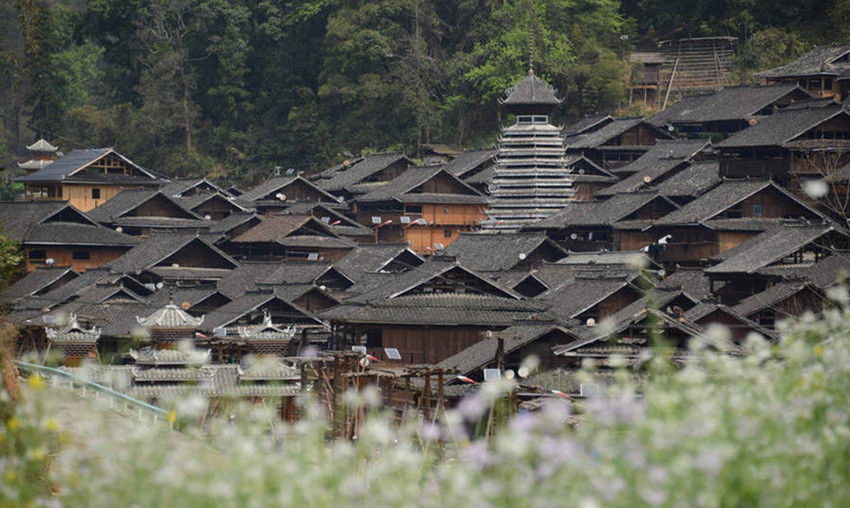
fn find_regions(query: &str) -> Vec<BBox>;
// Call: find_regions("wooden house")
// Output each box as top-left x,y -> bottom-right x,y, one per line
628,52 -> 665,109
704,223 -> 850,304
525,191 -> 679,252
566,155 -> 619,201
714,102 -> 850,185
352,166 -> 487,251
0,201 -> 138,272
238,176 -> 343,213
732,281 -> 826,329
563,117 -> 674,170
652,180 -> 826,266
107,233 -> 239,285
443,232 -> 567,272
225,215 -> 356,261
313,153 -> 415,201
14,148 -> 166,211
755,45 -> 850,101
320,259 -> 545,364
648,85 -> 813,138
86,189 -> 209,236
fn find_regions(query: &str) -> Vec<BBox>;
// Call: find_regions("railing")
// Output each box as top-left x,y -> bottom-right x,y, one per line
14,360 -> 171,424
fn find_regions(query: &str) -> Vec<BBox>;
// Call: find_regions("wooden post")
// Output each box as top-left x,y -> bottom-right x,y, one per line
423,372 -> 431,420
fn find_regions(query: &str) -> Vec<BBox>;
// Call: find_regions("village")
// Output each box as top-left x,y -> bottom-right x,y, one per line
3,42 -> 850,429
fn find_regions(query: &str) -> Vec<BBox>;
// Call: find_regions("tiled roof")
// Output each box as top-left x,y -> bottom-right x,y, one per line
230,215 -> 336,243
239,176 -> 341,203
563,117 -> 645,149
1,266 -> 78,302
0,201 -> 88,241
316,153 -> 412,192
136,301 -> 205,329
649,84 -> 809,125
24,222 -> 139,247
654,161 -> 721,199
436,323 -> 569,376
530,191 -> 676,229
14,148 -> 160,183
732,281 -> 824,317
706,224 -> 837,274
654,180 -> 812,226
502,69 -> 562,106
716,103 -> 845,148
755,44 -> 850,78
107,234 -> 237,274
320,293 -> 546,326
441,148 -> 498,178
444,232 -> 566,272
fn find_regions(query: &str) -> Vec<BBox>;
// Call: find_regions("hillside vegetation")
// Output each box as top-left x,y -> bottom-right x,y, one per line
1,0 -> 848,182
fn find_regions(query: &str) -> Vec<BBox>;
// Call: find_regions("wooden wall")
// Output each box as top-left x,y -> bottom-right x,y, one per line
26,246 -> 127,272
717,231 -> 758,253
616,230 -> 656,251
378,326 -> 484,364
62,184 -> 125,211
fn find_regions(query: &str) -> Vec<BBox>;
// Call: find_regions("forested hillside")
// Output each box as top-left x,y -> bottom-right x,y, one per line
1,0 -> 848,183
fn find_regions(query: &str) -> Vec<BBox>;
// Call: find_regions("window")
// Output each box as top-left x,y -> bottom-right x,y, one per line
517,116 -> 533,124
365,329 -> 383,348
28,250 -> 46,261
533,115 -> 548,124
825,78 -> 834,89
752,204 -> 763,217
91,188 -> 101,200
444,229 -> 453,238
406,205 -> 422,213
72,250 -> 90,260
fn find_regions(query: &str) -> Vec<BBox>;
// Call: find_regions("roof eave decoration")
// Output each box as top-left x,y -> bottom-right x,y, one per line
236,310 -> 297,341
45,313 -> 101,342
136,300 -> 205,329
501,69 -> 563,106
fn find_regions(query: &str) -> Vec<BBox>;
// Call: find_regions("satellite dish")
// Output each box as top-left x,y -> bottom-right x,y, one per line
45,258 -> 54,265
643,176 -> 651,183
748,118 -> 757,126
400,216 -> 411,224
181,302 -> 191,310
319,285 -> 327,291
518,252 -> 527,260
570,233 -> 578,240
172,263 -> 180,268
337,196 -> 345,203
115,226 -> 123,233
204,215 -> 211,220
586,318 -> 596,327
343,160 -> 351,167
156,282 -> 164,289
434,243 -> 445,251
275,193 -> 287,201
372,216 -> 382,224
658,269 -> 666,277
504,369 -> 516,379
667,125 -> 675,131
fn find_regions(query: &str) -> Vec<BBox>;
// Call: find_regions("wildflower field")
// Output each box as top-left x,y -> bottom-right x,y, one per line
3,302 -> 850,507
